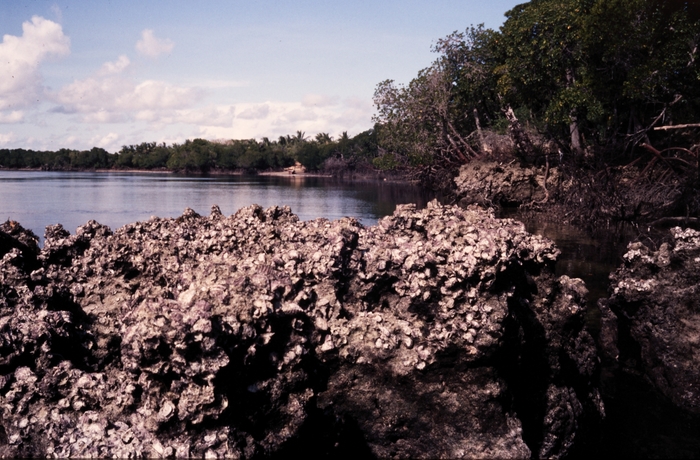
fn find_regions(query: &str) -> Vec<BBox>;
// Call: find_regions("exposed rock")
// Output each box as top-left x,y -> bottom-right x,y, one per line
0,202 -> 601,458
600,227 -> 700,414
454,160 -> 558,208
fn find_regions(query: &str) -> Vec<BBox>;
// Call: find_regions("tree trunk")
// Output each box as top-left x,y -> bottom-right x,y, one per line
569,111 -> 582,155
502,105 -> 536,161
566,68 -> 583,155
473,108 -> 491,154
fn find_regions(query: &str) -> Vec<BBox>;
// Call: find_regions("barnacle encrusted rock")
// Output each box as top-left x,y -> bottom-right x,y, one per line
454,160 -> 558,208
0,203 -> 601,459
600,227 -> 700,415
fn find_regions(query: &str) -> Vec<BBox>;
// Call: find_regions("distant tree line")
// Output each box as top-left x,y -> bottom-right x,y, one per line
0,130 -> 379,174
373,0 -> 700,171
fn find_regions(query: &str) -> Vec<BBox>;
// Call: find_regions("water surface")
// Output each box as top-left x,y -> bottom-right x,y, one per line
0,171 -> 434,244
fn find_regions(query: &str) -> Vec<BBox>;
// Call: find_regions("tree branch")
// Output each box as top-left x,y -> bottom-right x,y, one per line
653,123 -> 700,131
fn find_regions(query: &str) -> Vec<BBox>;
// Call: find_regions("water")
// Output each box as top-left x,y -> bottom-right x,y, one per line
0,171 -> 434,244
499,210 -> 633,331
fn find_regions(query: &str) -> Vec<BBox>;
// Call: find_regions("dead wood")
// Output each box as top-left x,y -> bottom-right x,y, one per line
653,123 -> 700,131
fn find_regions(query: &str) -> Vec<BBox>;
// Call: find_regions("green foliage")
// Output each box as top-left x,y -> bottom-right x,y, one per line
372,152 -> 399,170
294,141 -> 335,170
374,0 -> 700,162
373,25 -> 498,168
0,131 -> 376,173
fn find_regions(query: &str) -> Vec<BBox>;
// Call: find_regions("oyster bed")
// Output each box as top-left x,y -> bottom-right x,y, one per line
0,202 -> 602,458
601,227 -> 700,415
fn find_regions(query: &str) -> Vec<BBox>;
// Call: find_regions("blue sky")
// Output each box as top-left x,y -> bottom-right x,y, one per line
0,0 -> 522,152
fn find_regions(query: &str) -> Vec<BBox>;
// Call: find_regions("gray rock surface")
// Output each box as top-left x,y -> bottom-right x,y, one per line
454,160 -> 557,208
600,227 -> 700,414
0,202 -> 601,458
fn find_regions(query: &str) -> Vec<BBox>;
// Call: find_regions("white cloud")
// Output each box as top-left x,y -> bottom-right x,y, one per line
98,55 -> 130,76
198,79 -> 249,89
0,111 -> 24,123
136,105 -> 235,127
173,106 -> 235,127
83,110 -> 128,124
236,104 -> 270,120
278,108 -> 319,123
0,16 -> 70,110
201,98 -> 373,141
53,71 -> 200,123
131,80 -> 195,109
136,29 -> 174,58
90,132 -> 120,150
0,132 -> 17,146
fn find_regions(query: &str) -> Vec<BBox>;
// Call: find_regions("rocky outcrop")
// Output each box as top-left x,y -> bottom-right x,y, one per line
600,227 -> 700,415
454,160 -> 557,208
0,202 -> 602,458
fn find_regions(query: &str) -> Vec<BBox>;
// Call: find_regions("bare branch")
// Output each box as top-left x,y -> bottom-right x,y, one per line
653,123 -> 700,131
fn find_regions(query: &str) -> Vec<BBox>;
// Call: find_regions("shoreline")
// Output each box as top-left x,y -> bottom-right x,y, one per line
0,166 -> 417,183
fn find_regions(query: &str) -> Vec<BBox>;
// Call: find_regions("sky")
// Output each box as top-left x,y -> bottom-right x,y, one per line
0,0 -> 523,152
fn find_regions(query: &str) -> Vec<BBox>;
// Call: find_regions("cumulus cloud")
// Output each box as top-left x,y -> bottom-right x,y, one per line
136,105 -> 235,128
198,79 -> 249,89
82,110 -> 128,124
0,132 -> 17,146
136,29 -> 174,58
201,98 -> 373,141
279,108 -> 319,123
94,132 -> 120,149
0,111 -> 24,123
53,69 -> 200,123
98,55 -> 130,76
0,16 -> 70,110
236,104 -> 270,120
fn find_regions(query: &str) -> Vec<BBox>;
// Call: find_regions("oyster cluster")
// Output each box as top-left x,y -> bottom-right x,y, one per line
0,202 -> 601,458
453,160 -> 557,207
601,227 -> 700,415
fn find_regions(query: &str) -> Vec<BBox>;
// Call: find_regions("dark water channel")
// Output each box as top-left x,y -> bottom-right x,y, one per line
503,209 -> 700,459
499,210 -> 631,323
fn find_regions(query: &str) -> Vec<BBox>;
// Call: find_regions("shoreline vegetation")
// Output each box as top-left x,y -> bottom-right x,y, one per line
0,166 -> 336,179
0,130 -> 385,179
5,1 -> 700,231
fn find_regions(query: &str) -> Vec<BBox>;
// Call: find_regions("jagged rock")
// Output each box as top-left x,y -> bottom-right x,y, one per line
0,202 -> 602,458
454,160 -> 558,208
600,227 -> 700,414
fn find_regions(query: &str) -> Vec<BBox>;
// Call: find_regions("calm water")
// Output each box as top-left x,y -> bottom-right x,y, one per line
0,171 -> 434,244
499,210 -> 632,323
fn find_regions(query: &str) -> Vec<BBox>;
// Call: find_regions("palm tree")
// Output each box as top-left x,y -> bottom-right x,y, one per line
315,132 -> 333,144
294,130 -> 307,143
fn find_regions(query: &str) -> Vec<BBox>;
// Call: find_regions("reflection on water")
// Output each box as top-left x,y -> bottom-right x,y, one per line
501,209 -> 700,459
499,211 -> 633,333
0,171 -> 435,245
